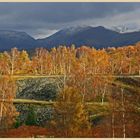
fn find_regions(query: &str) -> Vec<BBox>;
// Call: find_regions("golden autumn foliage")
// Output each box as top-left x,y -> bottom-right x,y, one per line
0,76 -> 18,130
0,43 -> 140,75
0,43 -> 140,138
51,86 -> 91,137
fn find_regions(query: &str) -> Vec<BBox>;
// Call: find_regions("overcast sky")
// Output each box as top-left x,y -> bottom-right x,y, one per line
0,2 -> 140,39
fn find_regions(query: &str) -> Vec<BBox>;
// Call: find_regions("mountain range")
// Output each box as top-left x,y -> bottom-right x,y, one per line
111,24 -> 140,33
1,26 -> 140,51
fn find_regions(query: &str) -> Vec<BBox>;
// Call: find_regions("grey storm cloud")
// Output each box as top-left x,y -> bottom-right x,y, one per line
0,2 -> 140,38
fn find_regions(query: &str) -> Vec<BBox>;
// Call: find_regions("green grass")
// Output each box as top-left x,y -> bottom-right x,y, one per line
14,99 -> 55,105
14,99 -> 109,106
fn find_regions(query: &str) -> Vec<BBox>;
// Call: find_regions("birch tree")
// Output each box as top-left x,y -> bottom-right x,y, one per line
0,76 -> 18,130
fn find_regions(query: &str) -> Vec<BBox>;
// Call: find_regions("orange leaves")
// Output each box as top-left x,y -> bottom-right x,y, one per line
0,76 -> 17,129
0,43 -> 140,75
52,86 -> 91,137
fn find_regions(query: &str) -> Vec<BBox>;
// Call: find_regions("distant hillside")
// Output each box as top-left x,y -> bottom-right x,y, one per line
1,26 -> 140,51
0,30 -> 36,51
37,26 -> 140,49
